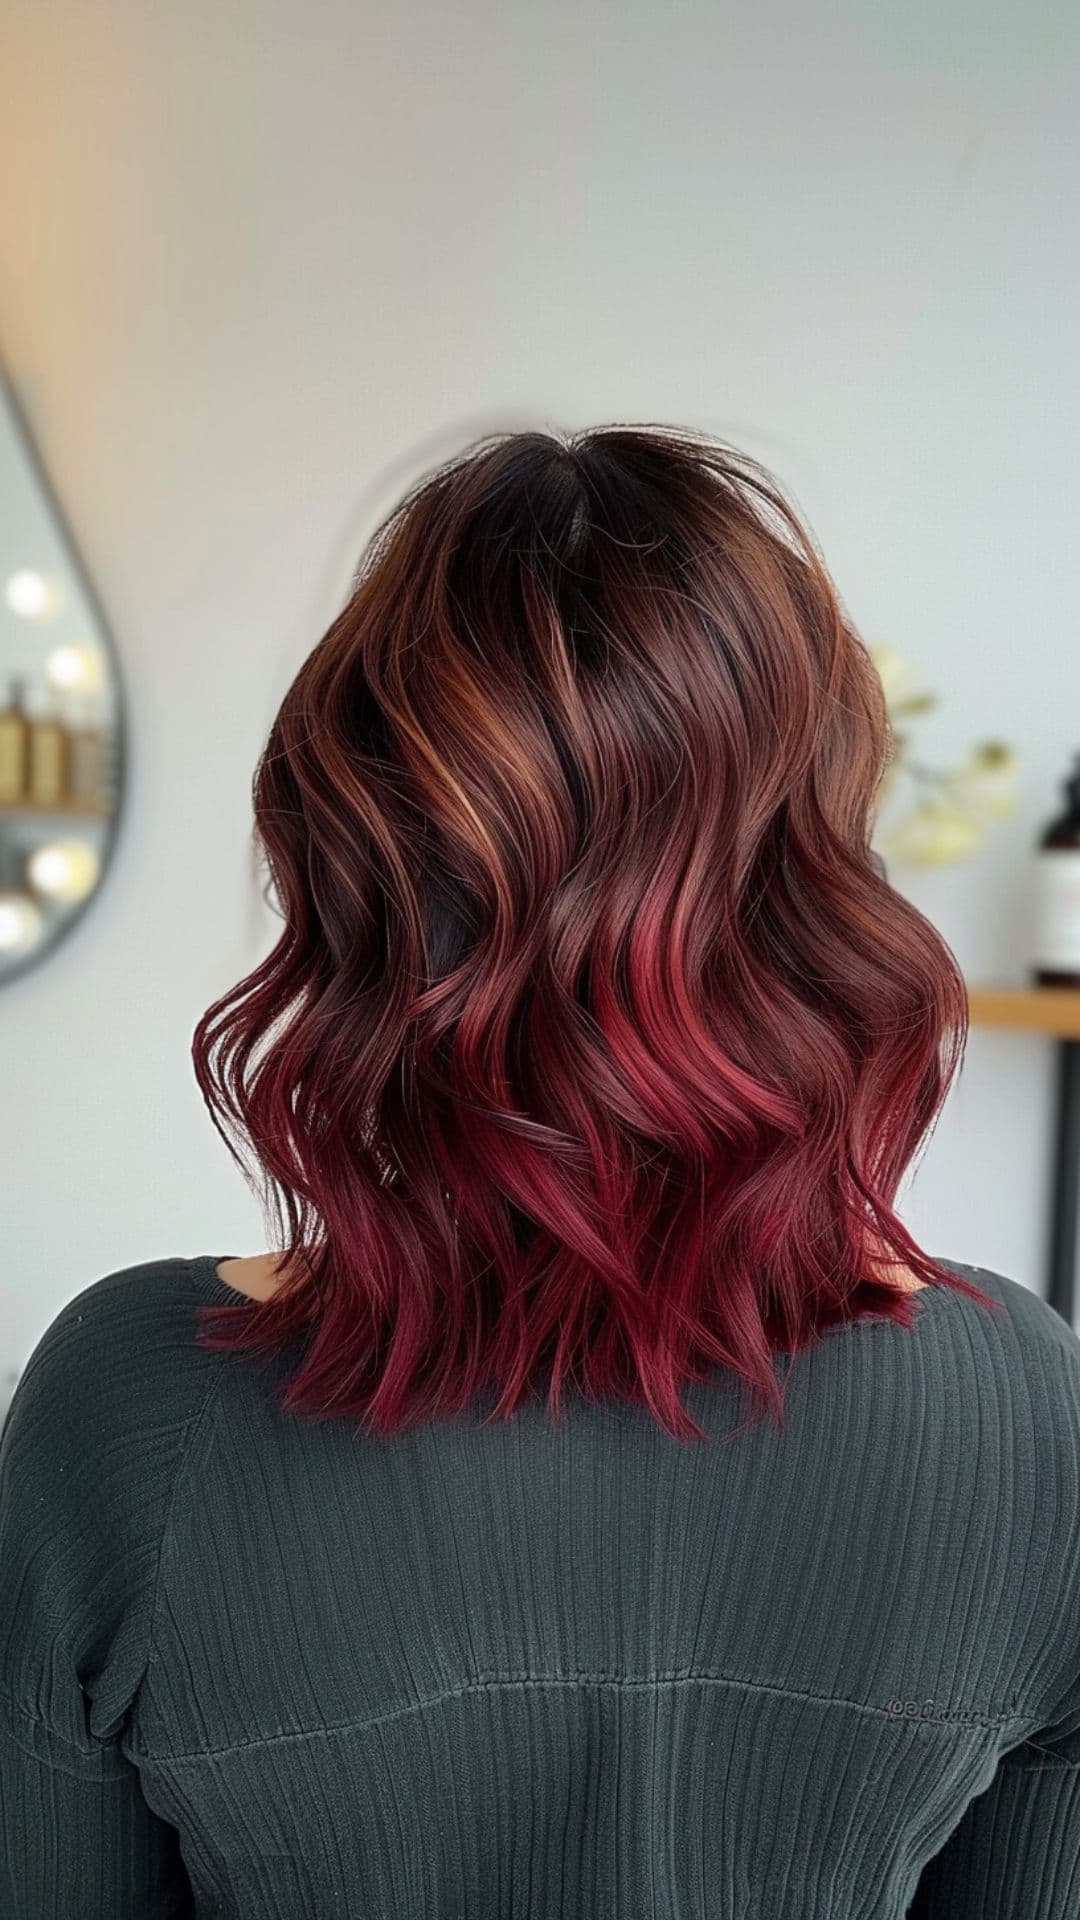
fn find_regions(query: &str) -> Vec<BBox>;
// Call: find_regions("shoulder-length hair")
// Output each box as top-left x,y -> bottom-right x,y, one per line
192,423 -> 993,1443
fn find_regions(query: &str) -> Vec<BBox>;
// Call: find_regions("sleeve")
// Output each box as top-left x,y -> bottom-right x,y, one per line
0,1717 -> 194,1920
906,1720 -> 1080,1917
0,1263 -> 221,1919
908,1283 -> 1080,1918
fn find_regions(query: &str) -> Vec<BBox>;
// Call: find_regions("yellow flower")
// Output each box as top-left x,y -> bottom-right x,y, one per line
944,742 -> 1017,823
868,644 -> 936,717
885,799 -> 983,867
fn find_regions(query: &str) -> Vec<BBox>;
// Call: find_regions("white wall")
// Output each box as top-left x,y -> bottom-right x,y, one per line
2,0 -> 1079,1376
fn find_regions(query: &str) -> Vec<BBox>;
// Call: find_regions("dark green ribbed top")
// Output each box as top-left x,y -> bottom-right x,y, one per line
3,1253 -> 1080,1918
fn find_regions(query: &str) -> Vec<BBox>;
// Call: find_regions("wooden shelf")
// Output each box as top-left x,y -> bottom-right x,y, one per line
965,985 -> 1080,1323
0,801 -> 111,822
967,986 -> 1080,1040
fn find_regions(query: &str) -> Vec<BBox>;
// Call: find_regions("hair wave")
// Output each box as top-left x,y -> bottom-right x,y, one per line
192,423 -> 993,1443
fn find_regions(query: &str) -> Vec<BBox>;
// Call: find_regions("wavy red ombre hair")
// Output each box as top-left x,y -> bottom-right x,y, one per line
192,423 -> 993,1443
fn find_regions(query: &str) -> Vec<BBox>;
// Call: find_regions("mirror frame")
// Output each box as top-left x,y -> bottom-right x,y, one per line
0,369 -> 128,987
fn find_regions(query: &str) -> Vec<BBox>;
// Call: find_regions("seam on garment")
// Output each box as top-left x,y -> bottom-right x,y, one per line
138,1278 -> 234,1698
1008,1758 -> 1080,1773
1005,1732 -> 1080,1774
133,1669 -> 1025,1768
0,1684 -> 138,1783
0,1258 -> 231,1773
0,1681 -> 122,1759
0,1694 -> 131,1782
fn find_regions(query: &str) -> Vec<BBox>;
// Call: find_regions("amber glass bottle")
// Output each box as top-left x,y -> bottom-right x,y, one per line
26,692 -> 71,808
0,679 -> 30,806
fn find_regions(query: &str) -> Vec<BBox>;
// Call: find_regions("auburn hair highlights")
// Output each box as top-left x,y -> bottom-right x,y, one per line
192,423 -> 993,1443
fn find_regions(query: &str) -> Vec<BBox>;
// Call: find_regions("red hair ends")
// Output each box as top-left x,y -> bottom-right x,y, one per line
192,424 -> 991,1444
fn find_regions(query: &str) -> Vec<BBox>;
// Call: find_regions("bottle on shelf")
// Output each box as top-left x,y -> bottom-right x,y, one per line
0,678 -> 30,806
1032,754 -> 1080,990
26,687 -> 71,809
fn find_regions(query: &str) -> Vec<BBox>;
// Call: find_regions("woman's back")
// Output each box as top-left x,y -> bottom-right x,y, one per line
6,425 -> 1077,1913
3,1250 -> 1079,1918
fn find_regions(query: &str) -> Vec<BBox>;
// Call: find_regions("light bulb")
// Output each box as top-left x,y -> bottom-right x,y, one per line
46,643 -> 104,693
0,891 -> 46,953
4,569 -> 62,619
26,837 -> 100,903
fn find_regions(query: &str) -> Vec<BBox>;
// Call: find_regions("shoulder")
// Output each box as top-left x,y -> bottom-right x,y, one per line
942,1259 -> 1080,1625
0,1257 -> 229,1756
920,1261 -> 1080,1586
944,1263 -> 1080,1759
4,1255 -> 225,1451
936,1259 -> 1080,1461
938,1258 -> 1080,1387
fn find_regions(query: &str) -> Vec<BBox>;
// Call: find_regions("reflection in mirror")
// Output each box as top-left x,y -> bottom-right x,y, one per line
0,379 -> 123,985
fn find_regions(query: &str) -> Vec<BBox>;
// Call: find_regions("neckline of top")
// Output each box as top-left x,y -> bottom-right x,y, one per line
186,1253 -> 967,1322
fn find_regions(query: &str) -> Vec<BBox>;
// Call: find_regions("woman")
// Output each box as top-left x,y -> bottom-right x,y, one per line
2,424 -> 1079,1918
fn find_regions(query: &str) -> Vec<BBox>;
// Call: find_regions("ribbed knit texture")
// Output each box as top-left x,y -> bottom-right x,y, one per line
2,1254 -> 1080,1918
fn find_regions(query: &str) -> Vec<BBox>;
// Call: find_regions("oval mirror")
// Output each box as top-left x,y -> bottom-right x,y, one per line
0,377 -> 124,985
